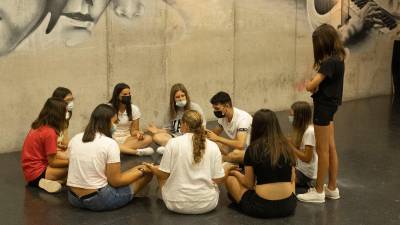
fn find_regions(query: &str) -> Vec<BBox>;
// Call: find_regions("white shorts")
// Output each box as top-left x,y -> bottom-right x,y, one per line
163,194 -> 219,214
113,135 -> 129,145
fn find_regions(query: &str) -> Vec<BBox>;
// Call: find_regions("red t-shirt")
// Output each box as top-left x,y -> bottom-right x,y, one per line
21,126 -> 58,182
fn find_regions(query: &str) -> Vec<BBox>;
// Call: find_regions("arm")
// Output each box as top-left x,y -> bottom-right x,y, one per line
130,119 -> 144,139
289,142 -> 314,163
47,154 -> 68,168
147,123 -> 169,135
211,124 -> 223,136
212,163 -> 238,184
208,131 -> 248,150
143,162 -> 170,180
105,163 -> 150,187
306,73 -> 325,93
229,166 -> 255,189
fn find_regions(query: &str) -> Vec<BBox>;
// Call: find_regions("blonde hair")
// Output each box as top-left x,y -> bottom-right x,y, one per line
182,110 -> 206,164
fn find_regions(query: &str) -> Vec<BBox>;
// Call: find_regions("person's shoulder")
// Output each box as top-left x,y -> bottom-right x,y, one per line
190,102 -> 201,109
305,125 -> 314,134
131,104 -> 140,110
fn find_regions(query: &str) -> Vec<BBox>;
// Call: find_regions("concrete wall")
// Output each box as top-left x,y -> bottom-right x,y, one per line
0,0 -> 397,153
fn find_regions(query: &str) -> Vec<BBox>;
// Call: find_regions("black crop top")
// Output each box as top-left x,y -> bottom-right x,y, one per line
243,146 -> 292,185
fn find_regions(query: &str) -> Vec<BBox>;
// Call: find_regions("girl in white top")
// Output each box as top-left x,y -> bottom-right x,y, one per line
147,83 -> 206,154
52,87 -> 75,160
67,104 -> 153,211
288,101 -> 317,188
144,110 -> 236,214
108,83 -> 154,156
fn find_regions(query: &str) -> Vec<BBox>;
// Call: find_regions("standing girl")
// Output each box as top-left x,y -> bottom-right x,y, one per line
108,83 -> 154,156
297,24 -> 345,203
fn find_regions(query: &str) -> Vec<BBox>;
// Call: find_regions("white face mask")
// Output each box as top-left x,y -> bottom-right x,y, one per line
66,111 -> 70,120
175,100 -> 187,108
67,101 -> 74,111
288,115 -> 294,124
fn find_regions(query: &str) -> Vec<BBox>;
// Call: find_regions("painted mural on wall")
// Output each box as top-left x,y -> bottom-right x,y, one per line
0,0 -> 186,57
307,0 -> 399,46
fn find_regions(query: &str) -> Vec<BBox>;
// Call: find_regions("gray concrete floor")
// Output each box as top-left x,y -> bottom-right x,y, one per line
0,96 -> 399,225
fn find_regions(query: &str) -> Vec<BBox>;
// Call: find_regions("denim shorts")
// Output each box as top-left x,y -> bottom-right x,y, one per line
68,185 -> 134,211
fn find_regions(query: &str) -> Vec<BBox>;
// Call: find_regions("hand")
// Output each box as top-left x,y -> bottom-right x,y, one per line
57,142 -> 67,150
142,162 -> 158,173
206,129 -> 219,142
223,162 -> 239,171
137,131 -> 144,140
137,164 -> 152,174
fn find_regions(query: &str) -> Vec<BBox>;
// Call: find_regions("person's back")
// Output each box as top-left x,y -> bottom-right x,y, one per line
160,133 -> 223,202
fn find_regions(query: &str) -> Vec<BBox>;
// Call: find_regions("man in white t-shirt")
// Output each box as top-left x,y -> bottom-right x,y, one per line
206,92 -> 252,163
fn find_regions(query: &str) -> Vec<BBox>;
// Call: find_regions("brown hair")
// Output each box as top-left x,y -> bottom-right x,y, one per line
249,109 -> 296,167
312,24 -> 346,69
290,102 -> 312,148
31,97 -> 67,135
169,83 -> 191,119
182,110 -> 206,164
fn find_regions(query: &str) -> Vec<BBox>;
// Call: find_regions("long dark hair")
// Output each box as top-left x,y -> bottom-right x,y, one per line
249,109 -> 296,167
291,102 -> 312,148
82,104 -> 117,142
182,110 -> 206,164
109,83 -> 133,121
52,87 -> 72,99
312,23 -> 346,69
31,97 -> 67,134
169,83 -> 191,119
52,87 -> 73,126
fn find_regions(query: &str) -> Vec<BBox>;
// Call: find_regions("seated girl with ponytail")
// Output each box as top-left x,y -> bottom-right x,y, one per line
144,110 -> 236,214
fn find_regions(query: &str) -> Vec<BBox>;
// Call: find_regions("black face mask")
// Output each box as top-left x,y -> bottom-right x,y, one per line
121,95 -> 131,105
213,110 -> 225,118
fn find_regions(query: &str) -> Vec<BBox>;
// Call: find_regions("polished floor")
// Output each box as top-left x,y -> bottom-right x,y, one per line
0,96 -> 399,225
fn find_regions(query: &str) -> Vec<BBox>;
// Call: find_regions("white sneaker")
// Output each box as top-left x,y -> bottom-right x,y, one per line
296,188 -> 325,203
156,146 -> 166,155
136,147 -> 154,156
324,184 -> 340,199
38,178 -> 62,193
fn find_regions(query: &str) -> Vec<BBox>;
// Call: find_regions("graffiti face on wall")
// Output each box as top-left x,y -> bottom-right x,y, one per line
0,0 -> 47,56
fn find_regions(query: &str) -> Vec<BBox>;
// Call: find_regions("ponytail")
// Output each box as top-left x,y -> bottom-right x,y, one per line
182,110 -> 206,164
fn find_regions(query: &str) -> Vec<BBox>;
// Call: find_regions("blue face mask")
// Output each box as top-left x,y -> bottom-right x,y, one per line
111,124 -> 117,135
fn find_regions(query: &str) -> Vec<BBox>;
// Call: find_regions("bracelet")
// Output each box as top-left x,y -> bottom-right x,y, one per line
138,168 -> 145,176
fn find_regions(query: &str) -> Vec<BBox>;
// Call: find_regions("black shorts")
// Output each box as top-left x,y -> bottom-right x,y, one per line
238,190 -> 297,218
313,102 -> 338,126
27,169 -> 46,188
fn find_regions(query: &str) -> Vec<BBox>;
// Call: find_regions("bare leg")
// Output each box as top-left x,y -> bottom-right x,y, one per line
314,124 -> 330,193
328,122 -> 339,190
153,133 -> 173,146
45,166 -> 68,183
120,135 -> 153,155
225,176 -> 248,203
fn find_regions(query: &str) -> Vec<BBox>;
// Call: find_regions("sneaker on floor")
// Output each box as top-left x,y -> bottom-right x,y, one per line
296,188 -> 325,203
38,178 -> 62,193
156,146 -> 166,155
324,184 -> 340,199
137,147 -> 154,156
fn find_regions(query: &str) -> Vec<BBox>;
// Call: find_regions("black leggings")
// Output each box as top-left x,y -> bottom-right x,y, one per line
238,190 -> 297,218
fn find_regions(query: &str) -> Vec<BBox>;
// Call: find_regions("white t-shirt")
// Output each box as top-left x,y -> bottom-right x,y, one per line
296,125 -> 318,179
217,107 -> 252,147
159,133 -> 225,202
113,104 -> 141,139
165,102 -> 206,136
67,133 -> 120,189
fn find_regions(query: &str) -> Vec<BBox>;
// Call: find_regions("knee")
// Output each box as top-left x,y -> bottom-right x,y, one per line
143,134 -> 152,144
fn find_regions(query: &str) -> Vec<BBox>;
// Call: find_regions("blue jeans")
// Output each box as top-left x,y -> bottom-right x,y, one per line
68,185 -> 134,211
